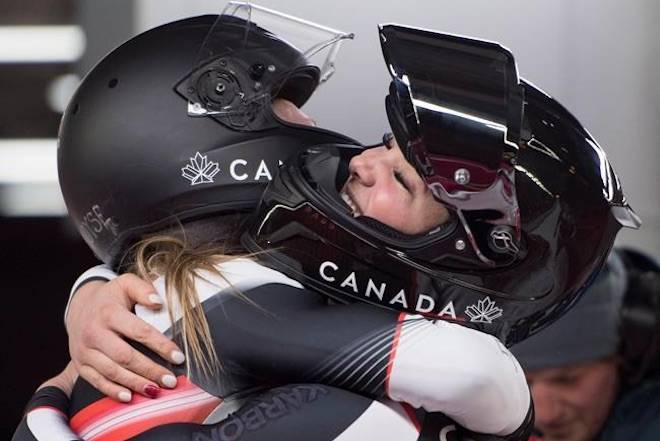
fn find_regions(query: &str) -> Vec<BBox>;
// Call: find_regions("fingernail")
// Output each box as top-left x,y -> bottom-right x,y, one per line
143,384 -> 161,398
161,374 -> 177,388
171,350 -> 185,364
118,391 -> 132,402
148,294 -> 163,305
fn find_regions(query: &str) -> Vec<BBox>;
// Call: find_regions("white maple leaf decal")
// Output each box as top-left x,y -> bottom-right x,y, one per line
465,297 -> 503,324
181,152 -> 220,186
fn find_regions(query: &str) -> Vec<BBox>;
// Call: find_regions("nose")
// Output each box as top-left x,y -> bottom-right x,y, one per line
530,382 -> 565,428
348,152 -> 379,187
349,145 -> 395,184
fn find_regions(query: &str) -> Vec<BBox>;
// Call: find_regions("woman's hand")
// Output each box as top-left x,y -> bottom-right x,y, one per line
66,274 -> 185,402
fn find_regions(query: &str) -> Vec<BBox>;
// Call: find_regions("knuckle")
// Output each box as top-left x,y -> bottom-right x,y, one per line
80,326 -> 101,347
104,363 -> 121,382
132,322 -> 154,342
114,347 -> 135,367
98,304 -> 117,323
142,363 -> 166,381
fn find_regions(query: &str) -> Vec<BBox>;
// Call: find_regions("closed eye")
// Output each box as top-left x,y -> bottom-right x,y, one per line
394,171 -> 411,192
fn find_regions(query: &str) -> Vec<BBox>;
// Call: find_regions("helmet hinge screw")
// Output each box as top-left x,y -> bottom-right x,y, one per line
455,239 -> 466,251
215,83 -> 226,94
454,168 -> 470,185
267,64 -> 276,73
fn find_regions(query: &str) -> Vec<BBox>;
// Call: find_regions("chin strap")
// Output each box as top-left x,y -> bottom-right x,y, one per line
357,213 -> 456,242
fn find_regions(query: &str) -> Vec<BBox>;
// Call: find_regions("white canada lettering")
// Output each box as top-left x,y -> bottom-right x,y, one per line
438,301 -> 456,319
340,272 -> 358,293
254,159 -> 273,180
317,260 -> 459,318
365,279 -> 386,301
390,289 -> 408,308
230,159 -> 248,181
319,261 -> 338,282
190,158 -> 283,182
416,294 -> 435,313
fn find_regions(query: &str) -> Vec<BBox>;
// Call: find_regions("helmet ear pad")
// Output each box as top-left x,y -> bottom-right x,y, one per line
276,66 -> 320,107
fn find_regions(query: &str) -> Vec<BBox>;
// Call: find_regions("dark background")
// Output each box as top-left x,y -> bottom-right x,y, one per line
2,218 -> 97,437
1,1 -> 133,437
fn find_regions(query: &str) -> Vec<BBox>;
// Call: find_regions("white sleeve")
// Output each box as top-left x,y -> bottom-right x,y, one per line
63,265 -> 118,324
387,316 -> 530,436
25,408 -> 80,440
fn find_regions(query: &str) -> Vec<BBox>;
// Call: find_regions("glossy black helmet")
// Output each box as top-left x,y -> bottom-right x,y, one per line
58,2 -> 358,267
244,25 -> 640,345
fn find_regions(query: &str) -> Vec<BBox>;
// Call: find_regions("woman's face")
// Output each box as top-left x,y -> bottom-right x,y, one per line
272,98 -> 448,235
340,141 -> 449,235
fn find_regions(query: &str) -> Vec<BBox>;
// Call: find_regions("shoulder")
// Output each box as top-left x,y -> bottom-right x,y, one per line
213,258 -> 304,291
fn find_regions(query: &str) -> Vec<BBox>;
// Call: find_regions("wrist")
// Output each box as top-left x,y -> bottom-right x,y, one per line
65,280 -> 106,333
64,264 -> 117,327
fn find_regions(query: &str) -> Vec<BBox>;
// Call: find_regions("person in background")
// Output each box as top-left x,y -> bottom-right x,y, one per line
512,247 -> 660,441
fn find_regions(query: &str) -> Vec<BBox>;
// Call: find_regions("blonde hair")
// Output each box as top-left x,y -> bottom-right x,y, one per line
128,233 -> 236,378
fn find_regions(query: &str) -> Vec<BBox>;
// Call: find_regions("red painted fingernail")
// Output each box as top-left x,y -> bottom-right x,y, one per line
143,384 -> 161,399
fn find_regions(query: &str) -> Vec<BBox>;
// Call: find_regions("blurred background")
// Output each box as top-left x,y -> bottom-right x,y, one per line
2,0 -> 658,436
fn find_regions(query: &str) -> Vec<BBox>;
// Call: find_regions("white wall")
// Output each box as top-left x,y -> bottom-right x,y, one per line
137,0 -> 660,255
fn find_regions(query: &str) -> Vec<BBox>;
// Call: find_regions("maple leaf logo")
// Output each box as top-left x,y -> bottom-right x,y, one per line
181,152 -> 220,186
465,297 -> 503,324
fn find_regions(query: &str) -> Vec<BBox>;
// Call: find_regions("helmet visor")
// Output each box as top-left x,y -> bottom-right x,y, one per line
176,1 -> 353,129
381,25 -> 526,264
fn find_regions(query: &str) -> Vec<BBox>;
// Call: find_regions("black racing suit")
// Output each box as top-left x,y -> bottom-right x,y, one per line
13,259 -> 533,441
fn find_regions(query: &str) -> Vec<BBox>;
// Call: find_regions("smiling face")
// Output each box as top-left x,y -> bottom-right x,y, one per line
272,98 -> 448,235
340,139 -> 449,235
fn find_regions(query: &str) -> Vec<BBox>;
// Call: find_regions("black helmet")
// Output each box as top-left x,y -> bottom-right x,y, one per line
58,3 -> 359,267
243,25 -> 640,346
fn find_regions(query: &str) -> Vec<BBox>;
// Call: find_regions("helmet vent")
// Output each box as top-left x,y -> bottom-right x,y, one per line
108,78 -> 119,88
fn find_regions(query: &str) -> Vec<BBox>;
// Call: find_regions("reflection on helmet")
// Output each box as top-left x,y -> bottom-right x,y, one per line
244,26 -> 640,346
58,4 -> 358,267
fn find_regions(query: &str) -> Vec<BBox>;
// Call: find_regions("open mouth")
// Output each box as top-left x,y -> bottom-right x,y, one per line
340,189 -> 362,218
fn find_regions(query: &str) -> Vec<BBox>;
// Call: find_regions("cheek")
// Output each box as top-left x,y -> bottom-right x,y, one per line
572,367 -> 619,426
413,194 -> 448,232
365,187 -> 412,230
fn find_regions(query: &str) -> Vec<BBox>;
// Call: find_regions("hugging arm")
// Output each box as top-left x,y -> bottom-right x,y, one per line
65,269 -> 531,438
205,283 -> 531,437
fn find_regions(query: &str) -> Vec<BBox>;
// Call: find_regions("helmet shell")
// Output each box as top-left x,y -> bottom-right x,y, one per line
243,28 -> 636,346
58,15 -> 358,266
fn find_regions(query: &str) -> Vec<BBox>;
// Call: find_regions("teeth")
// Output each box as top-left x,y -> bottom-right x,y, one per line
340,190 -> 361,218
